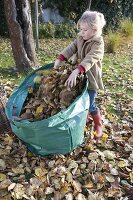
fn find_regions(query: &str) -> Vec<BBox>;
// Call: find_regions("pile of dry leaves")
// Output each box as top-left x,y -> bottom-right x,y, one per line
0,121 -> 133,200
20,64 -> 84,121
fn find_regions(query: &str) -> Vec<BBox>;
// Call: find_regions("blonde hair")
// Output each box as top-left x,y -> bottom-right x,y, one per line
77,10 -> 106,36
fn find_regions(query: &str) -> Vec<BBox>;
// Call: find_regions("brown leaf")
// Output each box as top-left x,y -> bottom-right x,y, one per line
0,173 -> 6,181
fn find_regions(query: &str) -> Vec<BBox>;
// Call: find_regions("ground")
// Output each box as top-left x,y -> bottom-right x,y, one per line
0,38 -> 133,199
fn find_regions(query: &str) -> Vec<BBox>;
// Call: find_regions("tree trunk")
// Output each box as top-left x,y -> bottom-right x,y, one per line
87,0 -> 92,10
4,0 -> 37,72
35,0 -> 39,51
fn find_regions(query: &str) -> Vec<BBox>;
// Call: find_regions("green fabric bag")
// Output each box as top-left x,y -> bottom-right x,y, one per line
5,63 -> 90,156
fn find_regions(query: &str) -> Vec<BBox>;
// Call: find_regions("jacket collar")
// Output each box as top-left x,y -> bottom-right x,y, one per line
78,35 -> 102,44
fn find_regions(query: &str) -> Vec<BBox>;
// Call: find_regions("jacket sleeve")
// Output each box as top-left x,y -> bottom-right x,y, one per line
60,39 -> 78,60
80,40 -> 104,72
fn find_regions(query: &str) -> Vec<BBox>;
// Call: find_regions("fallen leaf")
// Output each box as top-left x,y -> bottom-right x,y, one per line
103,150 -> 116,160
72,180 -> 82,192
11,183 -> 26,199
106,175 -> 115,183
75,193 -> 86,200
129,172 -> 133,183
118,160 -> 129,168
8,183 -> 16,191
0,173 -> 6,182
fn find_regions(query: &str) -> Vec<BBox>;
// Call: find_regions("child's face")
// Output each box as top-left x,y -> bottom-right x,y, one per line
79,22 -> 96,40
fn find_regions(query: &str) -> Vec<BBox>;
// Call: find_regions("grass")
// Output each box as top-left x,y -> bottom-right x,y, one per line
102,53 -> 133,119
0,38 -> 133,120
0,38 -> 15,67
0,38 -> 71,83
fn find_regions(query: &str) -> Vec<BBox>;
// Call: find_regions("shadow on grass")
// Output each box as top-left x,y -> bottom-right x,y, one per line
0,66 -> 32,84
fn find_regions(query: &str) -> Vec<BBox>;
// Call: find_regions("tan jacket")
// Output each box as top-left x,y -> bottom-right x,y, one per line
61,35 -> 104,90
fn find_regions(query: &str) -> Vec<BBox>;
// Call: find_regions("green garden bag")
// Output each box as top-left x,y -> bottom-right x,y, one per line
5,63 -> 90,156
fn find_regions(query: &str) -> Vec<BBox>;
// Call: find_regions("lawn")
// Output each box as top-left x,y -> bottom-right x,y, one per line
0,38 -> 132,119
0,38 -> 133,199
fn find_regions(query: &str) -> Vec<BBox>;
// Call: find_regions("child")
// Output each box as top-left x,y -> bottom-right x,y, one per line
54,10 -> 106,138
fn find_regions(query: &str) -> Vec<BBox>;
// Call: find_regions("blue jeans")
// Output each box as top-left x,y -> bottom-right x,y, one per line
88,90 -> 98,114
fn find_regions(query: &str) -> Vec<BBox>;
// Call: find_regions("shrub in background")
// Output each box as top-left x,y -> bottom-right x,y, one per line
38,22 -> 55,39
119,19 -> 133,38
43,0 -> 133,31
55,23 -> 77,38
92,0 -> 133,31
105,31 -> 122,53
36,22 -> 77,39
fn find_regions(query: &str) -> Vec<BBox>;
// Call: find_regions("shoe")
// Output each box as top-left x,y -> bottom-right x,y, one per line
91,110 -> 103,138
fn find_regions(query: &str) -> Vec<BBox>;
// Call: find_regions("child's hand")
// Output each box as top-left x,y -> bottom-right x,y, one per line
65,68 -> 80,88
54,59 -> 62,69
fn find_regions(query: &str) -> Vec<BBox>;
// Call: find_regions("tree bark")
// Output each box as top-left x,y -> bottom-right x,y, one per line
87,0 -> 92,10
35,0 -> 39,51
4,0 -> 37,72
